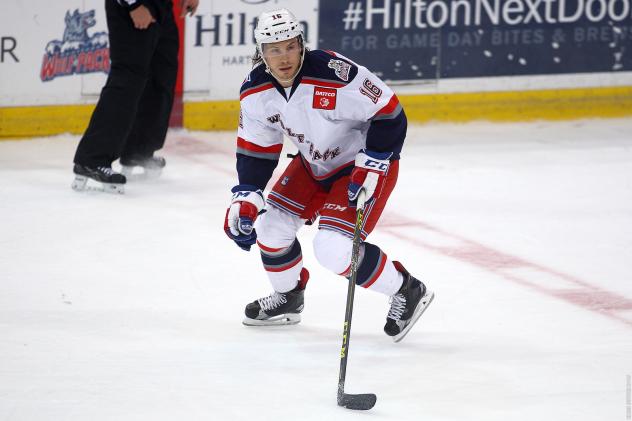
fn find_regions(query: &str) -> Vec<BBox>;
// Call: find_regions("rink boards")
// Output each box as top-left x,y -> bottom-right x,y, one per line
1,0 -> 632,137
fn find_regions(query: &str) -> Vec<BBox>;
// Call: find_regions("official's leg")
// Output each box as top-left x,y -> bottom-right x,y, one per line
74,0 -> 159,167
121,5 -> 178,161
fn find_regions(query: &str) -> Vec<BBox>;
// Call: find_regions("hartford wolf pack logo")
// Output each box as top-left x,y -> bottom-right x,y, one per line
41,9 -> 110,82
327,59 -> 350,82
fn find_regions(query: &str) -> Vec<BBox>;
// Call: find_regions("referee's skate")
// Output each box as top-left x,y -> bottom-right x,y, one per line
120,155 -> 166,181
71,164 -> 126,194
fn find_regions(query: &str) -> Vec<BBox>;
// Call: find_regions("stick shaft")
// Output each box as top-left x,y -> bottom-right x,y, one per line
337,190 -> 367,399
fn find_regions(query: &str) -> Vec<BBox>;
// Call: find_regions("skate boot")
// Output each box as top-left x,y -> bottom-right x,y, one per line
243,268 -> 309,326
384,261 -> 434,342
120,155 -> 166,180
71,164 -> 126,194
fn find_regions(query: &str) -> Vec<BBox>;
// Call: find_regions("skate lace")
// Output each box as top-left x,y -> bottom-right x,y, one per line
258,292 -> 287,311
97,166 -> 115,175
387,294 -> 407,321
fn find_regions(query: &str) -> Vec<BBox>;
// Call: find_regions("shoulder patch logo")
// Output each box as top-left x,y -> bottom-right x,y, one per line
327,59 -> 350,82
313,87 -> 337,110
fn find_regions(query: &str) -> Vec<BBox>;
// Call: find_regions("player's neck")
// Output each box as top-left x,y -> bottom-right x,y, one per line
278,78 -> 293,88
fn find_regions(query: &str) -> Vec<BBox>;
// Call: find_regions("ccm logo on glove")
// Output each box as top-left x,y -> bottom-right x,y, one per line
362,158 -> 389,171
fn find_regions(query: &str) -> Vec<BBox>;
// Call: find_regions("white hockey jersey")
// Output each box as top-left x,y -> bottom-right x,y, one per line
236,50 -> 406,189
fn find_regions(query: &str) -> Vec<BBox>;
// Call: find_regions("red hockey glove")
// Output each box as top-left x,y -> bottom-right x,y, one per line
224,185 -> 265,251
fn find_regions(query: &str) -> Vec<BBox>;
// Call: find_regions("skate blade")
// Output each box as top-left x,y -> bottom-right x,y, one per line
393,290 -> 435,343
242,313 -> 301,326
71,175 -> 88,191
121,165 -> 162,181
71,175 -> 124,194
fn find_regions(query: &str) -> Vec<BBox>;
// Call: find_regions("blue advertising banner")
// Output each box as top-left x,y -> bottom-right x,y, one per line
318,0 -> 632,81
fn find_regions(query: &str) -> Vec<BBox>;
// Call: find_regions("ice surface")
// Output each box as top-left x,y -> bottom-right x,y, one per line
1,119 -> 631,420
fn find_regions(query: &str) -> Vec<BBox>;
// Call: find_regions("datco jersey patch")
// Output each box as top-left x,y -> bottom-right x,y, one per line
313,87 -> 337,110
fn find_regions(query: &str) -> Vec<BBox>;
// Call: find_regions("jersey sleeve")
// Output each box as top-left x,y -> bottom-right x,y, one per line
347,66 -> 407,159
235,101 -> 284,190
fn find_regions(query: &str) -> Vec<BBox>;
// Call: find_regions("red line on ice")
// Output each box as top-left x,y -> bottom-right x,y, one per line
380,214 -> 632,328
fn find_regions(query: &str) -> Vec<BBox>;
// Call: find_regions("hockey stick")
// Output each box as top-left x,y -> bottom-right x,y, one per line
337,189 -> 377,410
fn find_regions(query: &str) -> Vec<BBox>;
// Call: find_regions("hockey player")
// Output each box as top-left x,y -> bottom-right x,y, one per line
71,0 -> 198,193
224,9 -> 434,342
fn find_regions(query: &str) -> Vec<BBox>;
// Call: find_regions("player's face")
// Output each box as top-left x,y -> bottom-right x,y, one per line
262,37 -> 302,84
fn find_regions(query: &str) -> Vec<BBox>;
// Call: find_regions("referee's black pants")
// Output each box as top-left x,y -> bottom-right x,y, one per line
74,0 -> 178,168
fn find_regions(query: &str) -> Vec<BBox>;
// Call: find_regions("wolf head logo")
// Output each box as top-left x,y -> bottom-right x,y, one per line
63,9 -> 96,43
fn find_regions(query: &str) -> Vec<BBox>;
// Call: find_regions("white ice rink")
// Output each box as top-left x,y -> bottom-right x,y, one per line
1,119 -> 631,420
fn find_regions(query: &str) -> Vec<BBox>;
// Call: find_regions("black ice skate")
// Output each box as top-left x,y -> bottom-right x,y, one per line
120,155 -> 166,180
71,164 -> 126,194
384,261 -> 434,343
243,268 -> 309,326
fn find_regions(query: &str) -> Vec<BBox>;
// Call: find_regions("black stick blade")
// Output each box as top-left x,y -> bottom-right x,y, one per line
338,393 -> 377,410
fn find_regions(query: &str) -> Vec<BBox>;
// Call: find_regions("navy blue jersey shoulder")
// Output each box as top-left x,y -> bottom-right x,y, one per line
301,50 -> 359,84
239,64 -> 274,96
237,64 -> 278,190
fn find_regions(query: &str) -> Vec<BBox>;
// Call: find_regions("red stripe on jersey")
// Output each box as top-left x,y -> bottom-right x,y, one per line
324,50 -> 337,57
376,94 -> 400,117
362,252 -> 387,288
240,83 -> 274,100
257,241 -> 285,253
301,78 -> 346,89
237,137 -> 283,154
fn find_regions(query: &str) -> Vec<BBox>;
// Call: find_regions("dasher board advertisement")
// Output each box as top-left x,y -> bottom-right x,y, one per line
318,0 -> 632,83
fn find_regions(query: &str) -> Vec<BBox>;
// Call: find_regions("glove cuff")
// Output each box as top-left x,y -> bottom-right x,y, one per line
230,185 -> 265,211
361,149 -> 393,161
231,184 -> 259,193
